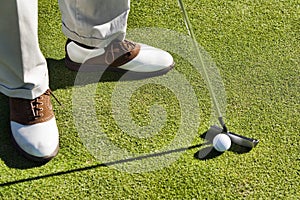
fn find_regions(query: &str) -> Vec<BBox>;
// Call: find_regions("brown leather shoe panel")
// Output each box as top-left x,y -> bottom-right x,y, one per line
110,43 -> 141,67
10,89 -> 54,125
82,40 -> 141,67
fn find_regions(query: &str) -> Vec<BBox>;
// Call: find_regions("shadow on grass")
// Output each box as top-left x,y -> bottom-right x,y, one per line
0,58 -> 170,169
2,136 -> 248,187
0,143 -> 208,187
47,58 -> 161,91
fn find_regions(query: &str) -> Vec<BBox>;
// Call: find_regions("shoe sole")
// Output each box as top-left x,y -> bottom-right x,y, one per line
65,57 -> 175,79
10,133 -> 59,163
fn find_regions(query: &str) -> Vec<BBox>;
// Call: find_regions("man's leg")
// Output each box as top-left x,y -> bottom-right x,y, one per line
59,0 -> 129,48
0,0 -> 59,162
59,0 -> 174,77
0,0 -> 48,99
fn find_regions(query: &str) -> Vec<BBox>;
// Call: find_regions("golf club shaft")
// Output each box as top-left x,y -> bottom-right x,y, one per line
179,0 -> 259,148
177,0 -> 224,126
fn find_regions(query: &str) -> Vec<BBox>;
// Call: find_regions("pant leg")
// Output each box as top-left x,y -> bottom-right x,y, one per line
58,0 -> 130,48
0,0 -> 49,99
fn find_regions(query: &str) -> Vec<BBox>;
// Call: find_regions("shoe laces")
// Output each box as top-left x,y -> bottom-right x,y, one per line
29,89 -> 61,121
30,97 -> 43,120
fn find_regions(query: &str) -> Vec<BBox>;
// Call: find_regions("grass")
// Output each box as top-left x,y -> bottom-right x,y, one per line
0,0 -> 299,199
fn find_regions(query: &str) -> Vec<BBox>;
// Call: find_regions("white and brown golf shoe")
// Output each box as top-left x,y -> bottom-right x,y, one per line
9,89 -> 59,162
65,39 -> 175,78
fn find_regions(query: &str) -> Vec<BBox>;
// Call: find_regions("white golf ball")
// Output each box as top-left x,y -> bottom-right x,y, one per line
213,134 -> 231,152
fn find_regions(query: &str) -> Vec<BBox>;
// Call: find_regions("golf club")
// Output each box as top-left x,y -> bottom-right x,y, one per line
178,0 -> 259,150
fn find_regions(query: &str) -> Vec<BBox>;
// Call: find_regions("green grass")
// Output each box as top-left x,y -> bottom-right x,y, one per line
0,0 -> 299,199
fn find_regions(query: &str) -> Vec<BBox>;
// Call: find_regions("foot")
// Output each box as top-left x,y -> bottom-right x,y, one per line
65,39 -> 175,78
9,89 -> 59,162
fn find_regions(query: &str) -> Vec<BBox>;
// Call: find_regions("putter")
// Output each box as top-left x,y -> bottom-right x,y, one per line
207,120 -> 259,149
178,0 -> 259,150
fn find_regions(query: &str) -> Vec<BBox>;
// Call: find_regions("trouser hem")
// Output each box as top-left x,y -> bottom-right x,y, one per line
0,82 -> 49,100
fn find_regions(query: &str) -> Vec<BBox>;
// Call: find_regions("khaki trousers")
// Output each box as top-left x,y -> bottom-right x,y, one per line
0,0 -> 130,99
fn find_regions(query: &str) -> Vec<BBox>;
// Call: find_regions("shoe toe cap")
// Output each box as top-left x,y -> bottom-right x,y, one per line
11,118 -> 59,159
119,44 -> 174,73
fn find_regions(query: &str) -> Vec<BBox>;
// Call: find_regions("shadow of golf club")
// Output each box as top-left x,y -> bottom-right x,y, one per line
0,142 -> 209,187
0,128 -> 256,187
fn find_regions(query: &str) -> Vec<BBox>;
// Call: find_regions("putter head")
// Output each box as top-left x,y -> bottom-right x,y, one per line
227,131 -> 259,149
203,125 -> 259,153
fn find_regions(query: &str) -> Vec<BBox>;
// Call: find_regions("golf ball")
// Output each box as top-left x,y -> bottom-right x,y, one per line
213,134 -> 231,152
